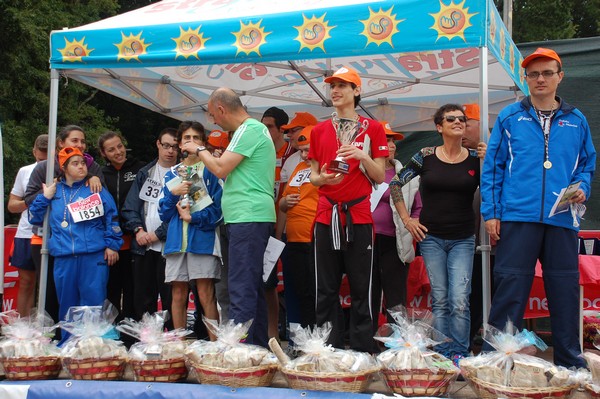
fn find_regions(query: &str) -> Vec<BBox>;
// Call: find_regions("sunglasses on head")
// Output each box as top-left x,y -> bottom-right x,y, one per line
444,115 -> 467,123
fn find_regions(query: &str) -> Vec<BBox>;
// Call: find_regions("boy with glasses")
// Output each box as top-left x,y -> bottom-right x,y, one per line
122,128 -> 179,325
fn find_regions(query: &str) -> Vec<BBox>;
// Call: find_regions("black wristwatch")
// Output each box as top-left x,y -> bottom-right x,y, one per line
134,226 -> 143,234
196,146 -> 207,155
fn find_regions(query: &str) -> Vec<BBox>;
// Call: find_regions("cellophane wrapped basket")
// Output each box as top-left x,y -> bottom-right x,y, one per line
185,318 -> 278,387
460,322 -> 578,399
374,306 -> 458,397
60,303 -> 127,380
582,336 -> 600,397
276,323 -> 380,393
117,311 -> 190,382
0,310 -> 61,380
586,383 -> 600,399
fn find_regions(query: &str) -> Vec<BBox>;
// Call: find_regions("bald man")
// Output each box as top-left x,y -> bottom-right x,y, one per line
182,88 -> 276,347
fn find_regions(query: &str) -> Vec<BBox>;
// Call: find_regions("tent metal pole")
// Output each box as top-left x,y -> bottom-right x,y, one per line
479,46 -> 492,327
38,68 -> 60,315
288,61 -> 329,105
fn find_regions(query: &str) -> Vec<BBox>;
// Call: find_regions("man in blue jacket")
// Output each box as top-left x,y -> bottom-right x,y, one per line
481,48 -> 596,368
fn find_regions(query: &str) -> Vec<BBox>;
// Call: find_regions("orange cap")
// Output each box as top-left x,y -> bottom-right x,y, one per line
381,121 -> 404,140
58,147 -> 84,168
297,126 -> 314,146
462,104 -> 480,121
324,66 -> 362,87
281,112 -> 318,130
521,47 -> 562,68
207,130 -> 230,149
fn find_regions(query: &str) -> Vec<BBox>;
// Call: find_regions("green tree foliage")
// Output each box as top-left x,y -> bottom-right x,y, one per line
512,0 -> 576,42
0,0 -> 120,223
572,0 -> 600,37
495,0 -> 600,42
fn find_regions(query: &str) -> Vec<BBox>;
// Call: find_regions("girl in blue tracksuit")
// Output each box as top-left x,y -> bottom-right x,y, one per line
28,147 -> 122,340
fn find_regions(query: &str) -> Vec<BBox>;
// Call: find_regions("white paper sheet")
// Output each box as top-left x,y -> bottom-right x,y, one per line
263,236 -> 285,282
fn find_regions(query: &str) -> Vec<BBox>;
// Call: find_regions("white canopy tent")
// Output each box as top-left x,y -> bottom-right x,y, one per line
41,0 -> 528,317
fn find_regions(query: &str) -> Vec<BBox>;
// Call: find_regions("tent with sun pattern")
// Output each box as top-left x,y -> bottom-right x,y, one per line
42,0 -> 521,318
48,0 -> 527,132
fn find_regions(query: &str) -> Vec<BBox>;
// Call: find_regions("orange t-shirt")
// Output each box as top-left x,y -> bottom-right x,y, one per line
275,141 -> 296,202
281,160 -> 318,243
31,234 -> 42,245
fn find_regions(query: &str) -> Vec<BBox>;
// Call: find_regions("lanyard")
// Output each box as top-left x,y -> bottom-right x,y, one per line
533,103 -> 556,169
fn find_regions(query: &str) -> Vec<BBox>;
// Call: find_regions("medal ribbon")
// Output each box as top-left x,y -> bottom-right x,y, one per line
534,103 -> 556,169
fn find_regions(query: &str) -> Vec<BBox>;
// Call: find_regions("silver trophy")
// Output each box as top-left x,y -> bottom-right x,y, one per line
176,164 -> 196,208
328,112 -> 369,174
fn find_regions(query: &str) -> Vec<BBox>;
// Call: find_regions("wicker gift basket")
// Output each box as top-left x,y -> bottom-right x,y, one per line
129,357 -> 187,382
117,311 -> 190,382
62,355 -> 125,380
185,318 -> 278,388
190,362 -> 278,387
60,303 -> 127,380
461,366 -> 576,399
0,310 -> 62,380
270,323 -> 380,393
374,307 -> 459,397
460,323 -> 579,399
2,356 -> 62,381
586,383 -> 600,398
583,351 -> 600,398
380,354 -> 458,397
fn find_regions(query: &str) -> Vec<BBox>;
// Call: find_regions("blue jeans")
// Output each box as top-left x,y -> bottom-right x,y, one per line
420,234 -> 475,358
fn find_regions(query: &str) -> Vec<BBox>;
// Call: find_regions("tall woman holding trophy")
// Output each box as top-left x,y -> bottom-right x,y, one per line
308,66 -> 388,353
389,104 -> 480,365
159,121 -> 223,340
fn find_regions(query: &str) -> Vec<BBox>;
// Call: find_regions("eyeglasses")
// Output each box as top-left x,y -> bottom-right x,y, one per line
526,71 -> 560,79
443,115 -> 467,123
159,142 -> 178,150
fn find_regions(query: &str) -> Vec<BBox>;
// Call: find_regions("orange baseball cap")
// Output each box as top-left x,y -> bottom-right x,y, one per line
281,112 -> 318,130
324,66 -> 362,87
58,147 -> 84,168
297,126 -> 314,146
207,130 -> 230,149
463,104 -> 480,121
381,121 -> 404,140
521,47 -> 562,68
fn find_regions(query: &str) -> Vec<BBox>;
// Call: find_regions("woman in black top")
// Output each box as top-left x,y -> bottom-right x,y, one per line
389,104 -> 480,364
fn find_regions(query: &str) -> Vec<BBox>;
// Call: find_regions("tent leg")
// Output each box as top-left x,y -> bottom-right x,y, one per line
38,69 -> 60,316
478,46 -> 492,328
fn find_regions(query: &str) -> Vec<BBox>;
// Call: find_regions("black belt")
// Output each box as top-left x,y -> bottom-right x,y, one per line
326,196 -> 366,250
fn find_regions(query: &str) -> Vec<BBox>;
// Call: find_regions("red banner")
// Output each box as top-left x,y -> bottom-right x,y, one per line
407,255 -> 600,319
3,226 -> 19,311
